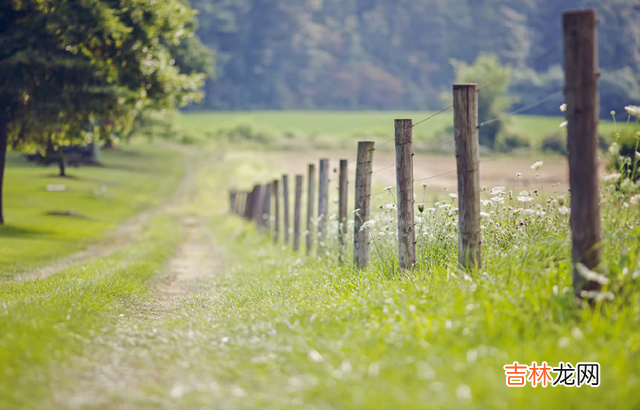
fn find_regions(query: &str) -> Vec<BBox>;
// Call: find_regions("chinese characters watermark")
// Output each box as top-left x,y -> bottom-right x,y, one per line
503,362 -> 600,387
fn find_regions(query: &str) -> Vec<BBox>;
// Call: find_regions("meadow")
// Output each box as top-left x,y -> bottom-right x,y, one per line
0,111 -> 639,409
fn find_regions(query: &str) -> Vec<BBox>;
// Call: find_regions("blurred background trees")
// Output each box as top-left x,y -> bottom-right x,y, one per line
191,0 -> 640,115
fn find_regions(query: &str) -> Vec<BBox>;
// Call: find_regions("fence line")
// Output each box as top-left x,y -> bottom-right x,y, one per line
226,9 -> 603,299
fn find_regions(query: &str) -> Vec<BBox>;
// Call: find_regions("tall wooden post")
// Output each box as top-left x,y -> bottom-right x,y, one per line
293,175 -> 303,251
282,175 -> 290,245
273,180 -> 280,243
338,159 -> 348,248
563,9 -> 602,295
306,164 -> 316,255
318,159 -> 329,250
229,188 -> 237,215
354,141 -> 374,269
453,84 -> 481,270
395,119 -> 416,270
251,184 -> 263,225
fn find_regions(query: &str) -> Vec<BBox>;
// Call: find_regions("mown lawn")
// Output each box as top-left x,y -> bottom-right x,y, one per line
0,142 -> 184,276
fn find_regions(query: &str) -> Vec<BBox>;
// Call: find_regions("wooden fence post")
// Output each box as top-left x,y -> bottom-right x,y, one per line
318,159 -> 329,251
250,185 -> 262,226
354,141 -> 374,269
293,175 -> 303,251
453,84 -> 481,270
251,185 -> 263,226
229,189 -> 237,215
243,189 -> 253,220
306,164 -> 316,255
261,183 -> 272,233
273,179 -> 280,243
563,9 -> 602,295
338,159 -> 348,249
282,175 -> 290,245
395,119 -> 416,270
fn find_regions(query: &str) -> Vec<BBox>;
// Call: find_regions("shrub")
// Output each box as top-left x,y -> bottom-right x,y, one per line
494,130 -> 530,152
541,131 -> 567,155
607,125 -> 640,182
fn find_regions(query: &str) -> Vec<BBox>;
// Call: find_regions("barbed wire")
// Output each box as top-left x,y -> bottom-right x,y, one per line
478,91 -> 563,128
413,104 -> 454,129
413,137 -> 455,156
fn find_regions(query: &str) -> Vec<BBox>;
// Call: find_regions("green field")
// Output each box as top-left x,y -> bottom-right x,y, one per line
175,110 -> 617,150
1,113 -> 639,409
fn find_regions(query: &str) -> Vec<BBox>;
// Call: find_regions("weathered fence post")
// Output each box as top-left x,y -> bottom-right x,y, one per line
293,175 -> 303,251
261,183 -> 272,233
338,159 -> 348,249
251,184 -> 263,225
282,175 -> 290,245
563,9 -> 602,295
273,179 -> 280,243
244,188 -> 255,220
318,159 -> 329,251
354,141 -> 374,269
453,83 -> 481,270
395,119 -> 416,270
229,188 -> 237,215
306,164 -> 316,255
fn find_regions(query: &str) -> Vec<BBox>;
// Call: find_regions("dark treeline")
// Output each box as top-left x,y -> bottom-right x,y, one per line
192,0 -> 640,115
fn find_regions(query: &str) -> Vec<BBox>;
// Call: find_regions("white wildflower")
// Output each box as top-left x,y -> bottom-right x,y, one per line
611,110 -> 616,117
426,208 -> 436,213
601,173 -> 621,184
491,196 -> 505,204
384,185 -> 395,192
440,204 -> 452,209
490,186 -> 506,195
631,194 -> 640,205
559,121 -> 568,128
449,193 -> 458,199
530,161 -> 544,170
480,212 -> 490,218
523,209 -> 536,215
636,151 -> 640,159
625,105 -> 640,117
560,103 -> 567,112
421,182 -> 430,188
517,196 -> 534,203
623,202 -> 629,209
608,143 -> 619,155
519,190 -> 531,196
576,263 -> 610,285
536,210 -> 547,216
558,206 -> 570,215
516,173 -> 522,178
351,208 -> 361,216
481,199 -> 492,207
383,203 -> 397,210
359,220 -> 376,232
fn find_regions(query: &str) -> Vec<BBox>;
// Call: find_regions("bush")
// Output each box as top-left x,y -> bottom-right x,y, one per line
494,130 -> 530,152
541,131 -> 567,155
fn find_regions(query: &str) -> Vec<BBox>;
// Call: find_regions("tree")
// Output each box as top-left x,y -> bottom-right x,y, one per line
0,0 -> 212,224
448,54 -> 516,149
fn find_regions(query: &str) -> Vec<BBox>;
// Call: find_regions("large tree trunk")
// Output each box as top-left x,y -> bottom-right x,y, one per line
0,118 -> 8,225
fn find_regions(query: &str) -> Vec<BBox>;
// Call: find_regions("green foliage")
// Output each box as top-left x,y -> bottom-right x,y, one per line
448,54 -> 516,148
541,131 -> 568,155
494,129 -> 531,152
190,0 -> 640,112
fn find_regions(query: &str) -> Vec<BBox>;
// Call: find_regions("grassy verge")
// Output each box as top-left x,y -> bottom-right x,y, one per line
0,212 -> 181,408
0,142 -> 184,276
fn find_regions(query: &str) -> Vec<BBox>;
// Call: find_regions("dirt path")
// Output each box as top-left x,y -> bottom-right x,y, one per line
52,214 -> 224,409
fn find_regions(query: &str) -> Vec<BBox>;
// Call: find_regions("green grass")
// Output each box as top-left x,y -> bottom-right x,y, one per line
1,129 -> 638,409
0,142 -> 184,276
0,212 -> 181,408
